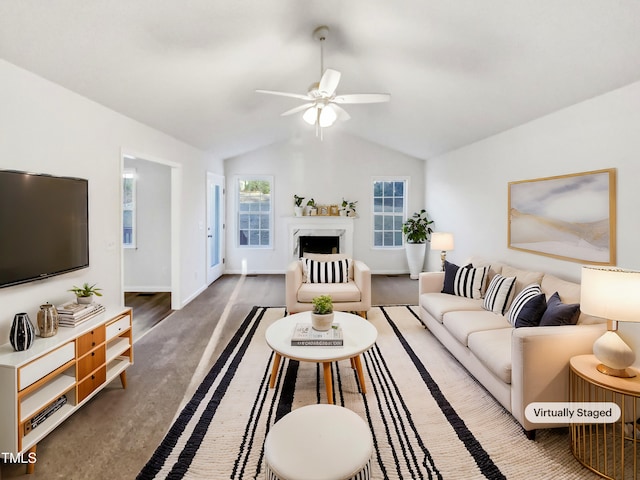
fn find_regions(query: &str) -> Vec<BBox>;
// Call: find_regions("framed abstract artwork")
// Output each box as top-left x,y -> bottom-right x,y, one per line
508,169 -> 616,265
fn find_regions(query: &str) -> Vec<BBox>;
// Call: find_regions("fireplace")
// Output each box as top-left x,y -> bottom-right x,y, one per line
299,236 -> 340,257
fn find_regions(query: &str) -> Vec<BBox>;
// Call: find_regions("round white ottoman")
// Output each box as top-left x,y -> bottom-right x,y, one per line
264,404 -> 373,480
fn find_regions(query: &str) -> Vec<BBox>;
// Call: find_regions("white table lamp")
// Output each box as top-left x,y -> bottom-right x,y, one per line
430,232 -> 454,272
581,266 -> 640,378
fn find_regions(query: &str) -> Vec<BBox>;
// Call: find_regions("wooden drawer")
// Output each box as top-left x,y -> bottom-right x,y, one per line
77,345 -> 106,381
18,342 -> 75,391
106,315 -> 130,341
77,365 -> 106,403
77,327 -> 106,357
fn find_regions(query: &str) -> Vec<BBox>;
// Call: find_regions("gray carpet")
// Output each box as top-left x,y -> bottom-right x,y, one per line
137,306 -> 596,480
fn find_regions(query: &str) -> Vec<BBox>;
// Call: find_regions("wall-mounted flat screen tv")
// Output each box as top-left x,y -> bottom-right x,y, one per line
0,170 -> 89,288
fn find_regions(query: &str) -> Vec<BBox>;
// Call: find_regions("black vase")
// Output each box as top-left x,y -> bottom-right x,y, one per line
10,313 -> 35,351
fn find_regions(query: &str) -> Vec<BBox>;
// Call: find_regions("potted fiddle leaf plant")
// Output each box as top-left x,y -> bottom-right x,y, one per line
69,282 -> 103,304
306,198 -> 317,216
402,209 -> 434,279
311,295 -> 334,331
294,194 -> 305,217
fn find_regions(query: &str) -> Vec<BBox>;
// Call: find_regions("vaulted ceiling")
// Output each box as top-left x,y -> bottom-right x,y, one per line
1,1 -> 639,160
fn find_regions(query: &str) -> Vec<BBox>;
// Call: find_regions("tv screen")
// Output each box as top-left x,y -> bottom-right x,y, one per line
0,170 -> 89,288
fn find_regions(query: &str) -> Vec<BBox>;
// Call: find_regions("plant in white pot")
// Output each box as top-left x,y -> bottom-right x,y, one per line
69,282 -> 103,304
311,295 -> 334,331
294,194 -> 305,217
402,209 -> 434,280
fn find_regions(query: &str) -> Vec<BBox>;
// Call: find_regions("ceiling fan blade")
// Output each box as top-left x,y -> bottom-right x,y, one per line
281,103 -> 316,116
318,68 -> 341,96
255,89 -> 312,101
333,93 -> 391,104
327,103 -> 351,122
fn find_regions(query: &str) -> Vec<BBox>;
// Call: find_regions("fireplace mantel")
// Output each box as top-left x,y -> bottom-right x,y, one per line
288,216 -> 354,260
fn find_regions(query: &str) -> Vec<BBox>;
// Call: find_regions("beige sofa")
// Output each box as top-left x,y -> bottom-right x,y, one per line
418,258 -> 607,438
286,253 -> 371,318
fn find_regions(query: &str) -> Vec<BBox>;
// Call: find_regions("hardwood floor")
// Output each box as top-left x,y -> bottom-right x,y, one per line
125,291 -> 172,342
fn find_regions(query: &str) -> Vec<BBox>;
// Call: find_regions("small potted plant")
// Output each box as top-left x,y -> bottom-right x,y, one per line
306,198 -> 317,216
340,198 -> 358,217
311,295 -> 334,331
69,282 -> 103,304
402,209 -> 434,279
294,195 -> 305,217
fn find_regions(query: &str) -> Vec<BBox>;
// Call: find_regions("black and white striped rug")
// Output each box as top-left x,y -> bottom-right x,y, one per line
137,306 -> 593,480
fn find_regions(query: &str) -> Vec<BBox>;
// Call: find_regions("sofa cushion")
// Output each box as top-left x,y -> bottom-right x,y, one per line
514,293 -> 547,328
468,328 -> 513,384
483,274 -> 517,315
442,310 -> 511,346
501,265 -> 544,297
539,292 -> 580,326
302,258 -> 350,284
297,281 -> 361,303
419,293 -> 483,323
442,261 -> 488,299
303,253 -> 354,280
508,283 -> 543,326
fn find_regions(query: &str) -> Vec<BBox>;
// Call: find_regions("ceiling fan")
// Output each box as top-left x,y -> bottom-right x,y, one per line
256,26 -> 391,137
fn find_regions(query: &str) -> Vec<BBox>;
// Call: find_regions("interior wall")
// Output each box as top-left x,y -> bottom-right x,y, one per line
123,158 -> 171,292
223,132 -> 426,274
0,59 -> 222,343
424,80 -> 640,360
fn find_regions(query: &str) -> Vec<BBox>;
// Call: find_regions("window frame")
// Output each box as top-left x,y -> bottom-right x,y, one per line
122,168 -> 137,249
371,177 -> 409,249
236,175 -> 274,249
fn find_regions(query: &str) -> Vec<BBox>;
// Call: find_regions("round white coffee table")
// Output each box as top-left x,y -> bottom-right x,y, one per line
265,311 -> 377,404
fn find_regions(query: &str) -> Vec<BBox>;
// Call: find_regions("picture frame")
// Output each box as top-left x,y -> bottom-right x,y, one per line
329,205 -> 339,216
508,168 -> 616,265
318,205 -> 330,216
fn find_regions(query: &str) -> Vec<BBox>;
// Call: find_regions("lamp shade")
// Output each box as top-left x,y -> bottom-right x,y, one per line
430,232 -> 454,251
580,266 -> 640,322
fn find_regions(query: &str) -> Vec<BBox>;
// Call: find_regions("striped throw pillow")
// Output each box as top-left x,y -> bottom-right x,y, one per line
483,274 -> 516,315
508,283 -> 543,326
453,265 -> 489,299
303,258 -> 351,284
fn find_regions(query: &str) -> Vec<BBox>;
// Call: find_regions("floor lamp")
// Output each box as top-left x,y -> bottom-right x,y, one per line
580,266 -> 640,378
430,232 -> 454,272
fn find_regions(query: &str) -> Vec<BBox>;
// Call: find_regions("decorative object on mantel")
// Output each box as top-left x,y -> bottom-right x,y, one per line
341,198 -> 358,217
37,302 -> 59,338
402,209 -> 434,279
68,282 -> 103,304
294,195 -> 305,217
9,312 -> 36,351
580,266 -> 640,378
306,198 -> 317,216
311,295 -> 334,331
430,232 -> 455,272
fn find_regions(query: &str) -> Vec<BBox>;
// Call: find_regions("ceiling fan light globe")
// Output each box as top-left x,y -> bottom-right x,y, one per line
319,104 -> 338,127
302,106 -> 318,125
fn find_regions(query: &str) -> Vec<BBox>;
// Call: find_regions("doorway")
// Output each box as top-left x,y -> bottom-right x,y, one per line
206,172 -> 225,284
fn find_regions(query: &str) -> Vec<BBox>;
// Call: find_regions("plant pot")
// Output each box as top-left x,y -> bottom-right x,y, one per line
37,303 -> 59,338
311,312 -> 334,331
294,206 -> 303,217
405,242 -> 426,280
77,295 -> 94,304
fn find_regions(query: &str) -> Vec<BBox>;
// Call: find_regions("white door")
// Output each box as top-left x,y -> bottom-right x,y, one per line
206,172 -> 225,284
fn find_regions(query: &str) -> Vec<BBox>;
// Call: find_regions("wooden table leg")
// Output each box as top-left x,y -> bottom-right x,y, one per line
26,444 -> 36,474
323,362 -> 334,404
352,355 -> 367,394
119,371 -> 127,389
269,353 -> 282,388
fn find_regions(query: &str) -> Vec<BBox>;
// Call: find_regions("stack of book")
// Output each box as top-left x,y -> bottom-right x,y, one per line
57,302 -> 106,327
291,323 -> 344,346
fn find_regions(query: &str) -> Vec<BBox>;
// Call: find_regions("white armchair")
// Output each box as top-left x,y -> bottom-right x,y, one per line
285,254 -> 371,318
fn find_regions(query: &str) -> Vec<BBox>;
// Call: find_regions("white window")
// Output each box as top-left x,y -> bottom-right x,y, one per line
373,179 -> 407,248
123,168 -> 136,248
237,176 -> 273,248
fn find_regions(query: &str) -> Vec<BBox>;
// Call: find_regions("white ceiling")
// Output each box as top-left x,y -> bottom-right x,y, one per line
1,1 -> 639,160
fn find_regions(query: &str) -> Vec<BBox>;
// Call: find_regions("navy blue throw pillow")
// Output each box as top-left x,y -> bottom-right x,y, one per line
514,293 -> 547,328
539,292 -> 580,326
442,261 -> 471,295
